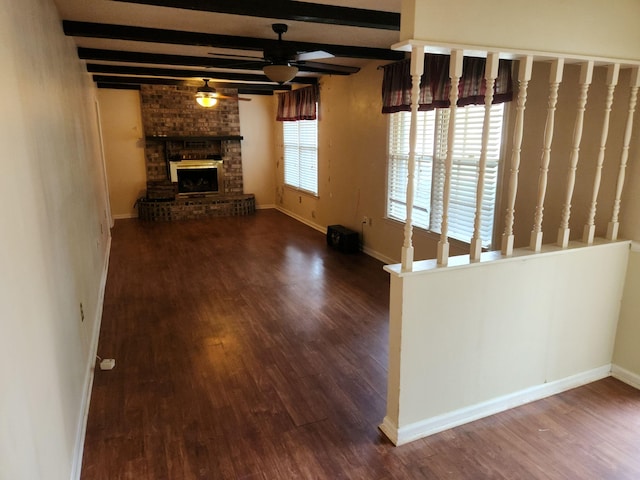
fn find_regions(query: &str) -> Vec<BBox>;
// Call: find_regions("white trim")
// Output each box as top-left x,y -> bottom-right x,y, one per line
385,238 -> 631,277
611,364 -> 640,390
379,416 -> 399,445
386,365 -> 612,446
70,235 -> 112,480
391,39 -> 640,68
362,245 -> 397,265
112,213 -> 138,220
256,204 -> 277,210
275,206 -> 325,234
275,207 -> 398,265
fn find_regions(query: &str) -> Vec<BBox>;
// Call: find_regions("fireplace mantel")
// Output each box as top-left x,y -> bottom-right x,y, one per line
145,135 -> 243,142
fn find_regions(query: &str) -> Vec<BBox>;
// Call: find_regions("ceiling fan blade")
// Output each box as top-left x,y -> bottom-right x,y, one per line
215,93 -> 252,101
296,50 -> 335,61
292,61 -> 360,75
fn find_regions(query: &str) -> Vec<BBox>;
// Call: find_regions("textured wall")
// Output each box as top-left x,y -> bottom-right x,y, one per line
1,0 -> 111,477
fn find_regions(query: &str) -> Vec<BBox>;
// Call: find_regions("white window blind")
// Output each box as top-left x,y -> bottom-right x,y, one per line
283,119 -> 318,195
387,103 -> 505,248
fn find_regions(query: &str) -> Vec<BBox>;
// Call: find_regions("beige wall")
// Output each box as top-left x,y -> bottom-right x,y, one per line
499,62 -> 634,249
275,62 -> 469,263
98,89 -> 146,218
0,0 -> 111,477
239,95 -> 277,207
613,248 -> 640,380
401,0 -> 640,62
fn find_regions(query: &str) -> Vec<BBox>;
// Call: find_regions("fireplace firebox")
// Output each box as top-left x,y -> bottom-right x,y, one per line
169,159 -> 223,195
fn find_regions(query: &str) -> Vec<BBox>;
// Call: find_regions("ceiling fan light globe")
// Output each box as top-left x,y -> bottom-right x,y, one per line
263,64 -> 298,84
195,92 -> 218,108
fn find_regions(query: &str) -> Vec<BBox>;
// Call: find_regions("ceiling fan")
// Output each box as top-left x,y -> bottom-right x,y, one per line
209,23 -> 335,84
195,79 -> 251,107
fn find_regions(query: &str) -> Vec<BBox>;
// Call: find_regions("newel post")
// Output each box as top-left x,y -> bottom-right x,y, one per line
401,45 -> 425,272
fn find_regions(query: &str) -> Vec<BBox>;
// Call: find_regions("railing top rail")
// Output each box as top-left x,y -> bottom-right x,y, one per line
392,39 -> 640,68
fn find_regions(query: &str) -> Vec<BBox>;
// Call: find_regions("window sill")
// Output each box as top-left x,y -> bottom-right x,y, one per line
383,216 -> 472,250
284,184 -> 319,199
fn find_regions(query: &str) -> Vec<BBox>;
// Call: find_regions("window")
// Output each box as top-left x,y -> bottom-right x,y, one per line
387,103 -> 505,247
283,119 -> 318,195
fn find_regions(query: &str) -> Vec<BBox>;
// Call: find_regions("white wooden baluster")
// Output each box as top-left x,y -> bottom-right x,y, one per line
401,45 -> 425,272
501,55 -> 533,256
607,67 -> 640,241
470,53 -> 500,262
530,59 -> 564,252
583,64 -> 620,244
557,61 -> 594,248
437,50 -> 464,266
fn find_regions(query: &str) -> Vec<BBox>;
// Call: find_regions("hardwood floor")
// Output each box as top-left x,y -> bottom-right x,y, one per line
82,210 -> 640,479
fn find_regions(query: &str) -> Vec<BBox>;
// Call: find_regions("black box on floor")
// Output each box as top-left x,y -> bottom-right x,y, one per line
326,225 -> 359,253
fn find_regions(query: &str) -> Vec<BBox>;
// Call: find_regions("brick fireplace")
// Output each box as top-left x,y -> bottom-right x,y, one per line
137,84 -> 255,220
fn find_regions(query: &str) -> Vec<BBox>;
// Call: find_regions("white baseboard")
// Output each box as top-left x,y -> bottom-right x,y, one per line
70,235 -> 112,480
611,364 -> 640,390
384,364 -> 612,446
274,206 -> 326,234
379,416 -> 399,445
275,207 -> 399,265
112,213 -> 137,220
362,245 -> 398,265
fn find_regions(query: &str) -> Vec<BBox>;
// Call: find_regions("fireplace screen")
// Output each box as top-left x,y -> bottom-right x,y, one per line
169,159 -> 223,195
177,167 -> 218,193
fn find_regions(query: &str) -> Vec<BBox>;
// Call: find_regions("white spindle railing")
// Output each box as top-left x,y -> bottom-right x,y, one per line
437,50 -> 463,266
607,67 -> 640,241
583,64 -> 620,244
557,61 -> 594,248
401,46 -> 426,272
501,55 -> 533,256
391,39 -> 640,269
530,59 -> 564,252
470,53 -> 500,262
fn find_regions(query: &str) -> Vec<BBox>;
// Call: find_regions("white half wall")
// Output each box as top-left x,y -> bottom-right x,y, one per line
382,240 -> 630,445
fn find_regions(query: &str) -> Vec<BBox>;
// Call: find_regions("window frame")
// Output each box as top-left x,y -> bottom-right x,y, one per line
282,117 -> 319,197
385,103 -> 508,249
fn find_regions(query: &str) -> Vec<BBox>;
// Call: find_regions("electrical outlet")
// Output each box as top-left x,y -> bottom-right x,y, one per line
99,358 -> 116,370
362,216 -> 368,225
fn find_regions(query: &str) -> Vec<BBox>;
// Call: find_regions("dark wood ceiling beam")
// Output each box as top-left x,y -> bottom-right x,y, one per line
97,82 -> 141,90
110,0 -> 400,30
92,75 -> 291,91
63,21 -> 404,61
85,64 -> 318,85
78,48 -> 358,75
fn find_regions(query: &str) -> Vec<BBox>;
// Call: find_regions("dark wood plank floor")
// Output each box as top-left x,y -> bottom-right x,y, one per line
82,209 -> 640,479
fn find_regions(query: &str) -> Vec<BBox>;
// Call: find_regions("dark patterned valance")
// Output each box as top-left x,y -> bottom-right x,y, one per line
382,54 -> 513,114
